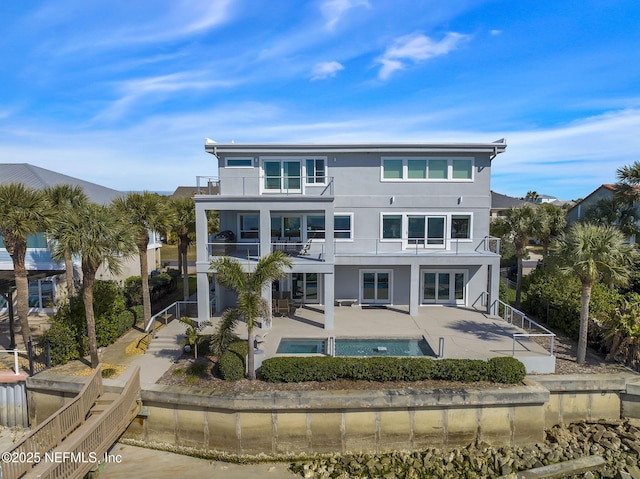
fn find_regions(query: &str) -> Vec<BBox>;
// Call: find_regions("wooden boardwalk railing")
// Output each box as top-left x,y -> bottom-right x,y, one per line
0,365 -> 142,479
26,366 -> 141,479
1,364 -> 103,479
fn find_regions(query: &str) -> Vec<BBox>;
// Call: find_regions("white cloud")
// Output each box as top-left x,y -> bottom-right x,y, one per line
92,72 -> 237,122
321,0 -> 370,31
310,61 -> 345,80
376,32 -> 470,80
490,29 -> 502,36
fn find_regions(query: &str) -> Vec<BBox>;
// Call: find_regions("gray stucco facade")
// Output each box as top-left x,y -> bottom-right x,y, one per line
194,140 -> 507,329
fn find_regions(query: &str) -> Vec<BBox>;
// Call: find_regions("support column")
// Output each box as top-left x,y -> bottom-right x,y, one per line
410,263 -> 420,317
195,202 -> 211,323
259,207 -> 271,259
324,272 -> 334,330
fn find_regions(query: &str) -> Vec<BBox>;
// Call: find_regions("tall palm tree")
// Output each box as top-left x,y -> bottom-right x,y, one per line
492,204 -> 537,308
552,223 -> 636,364
165,197 -> 195,301
50,202 -> 135,367
534,203 -> 567,266
0,184 -> 52,347
44,184 -> 89,295
113,192 -> 167,329
211,251 -> 292,379
525,191 -> 541,203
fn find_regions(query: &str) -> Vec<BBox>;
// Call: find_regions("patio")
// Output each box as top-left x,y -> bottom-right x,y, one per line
206,304 -> 556,373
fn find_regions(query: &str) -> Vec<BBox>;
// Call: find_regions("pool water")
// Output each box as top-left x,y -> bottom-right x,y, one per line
276,338 -> 435,357
276,339 -> 326,354
335,338 -> 434,357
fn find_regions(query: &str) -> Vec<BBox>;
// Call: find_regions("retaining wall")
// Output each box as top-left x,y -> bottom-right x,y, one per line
25,373 -> 640,455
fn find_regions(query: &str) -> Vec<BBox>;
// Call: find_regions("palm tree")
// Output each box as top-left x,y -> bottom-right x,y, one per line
492,205 -> 537,308
180,317 -> 211,359
44,184 -> 89,295
552,223 -> 636,364
211,251 -> 292,379
165,197 -> 195,301
0,184 -> 52,347
50,202 -> 135,367
534,203 -> 567,266
113,192 -> 167,329
582,197 -> 640,239
525,191 -> 541,203
616,161 -> 640,205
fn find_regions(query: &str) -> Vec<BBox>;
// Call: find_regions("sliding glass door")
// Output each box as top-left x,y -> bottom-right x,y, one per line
361,270 -> 392,304
422,271 -> 466,304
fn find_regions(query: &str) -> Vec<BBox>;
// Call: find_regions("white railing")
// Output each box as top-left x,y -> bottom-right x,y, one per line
483,293 -> 555,357
334,237 -> 497,256
0,349 -> 26,375
145,301 -> 199,335
195,175 -> 334,196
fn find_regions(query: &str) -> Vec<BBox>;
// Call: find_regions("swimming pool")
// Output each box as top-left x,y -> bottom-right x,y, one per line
276,337 -> 435,357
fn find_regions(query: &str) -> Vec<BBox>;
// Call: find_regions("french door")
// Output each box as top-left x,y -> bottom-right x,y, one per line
422,271 -> 466,305
361,270 -> 392,304
291,273 -> 319,304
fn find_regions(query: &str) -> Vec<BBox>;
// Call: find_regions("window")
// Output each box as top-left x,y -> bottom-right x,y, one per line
263,160 -> 301,191
407,159 -> 427,179
451,215 -> 471,239
306,159 -> 326,184
428,159 -> 448,179
382,215 -> 402,239
334,214 -> 353,239
306,216 -> 325,239
381,157 -> 473,181
226,158 -> 253,167
240,214 -> 259,239
452,159 -> 472,179
427,217 -> 445,245
382,159 -> 403,179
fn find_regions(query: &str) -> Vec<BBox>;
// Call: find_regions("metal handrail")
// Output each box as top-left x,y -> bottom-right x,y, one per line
1,349 -> 26,375
145,300 -> 198,334
484,293 -> 556,357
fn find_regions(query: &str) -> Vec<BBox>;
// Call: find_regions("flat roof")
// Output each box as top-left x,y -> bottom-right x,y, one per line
205,138 -> 507,157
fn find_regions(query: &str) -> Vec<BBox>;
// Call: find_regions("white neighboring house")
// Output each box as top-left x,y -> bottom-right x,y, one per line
194,140 -> 507,328
0,164 -> 163,314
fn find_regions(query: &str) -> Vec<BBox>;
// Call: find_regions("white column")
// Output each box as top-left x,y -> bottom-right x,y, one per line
324,272 -> 334,329
259,206 -> 271,259
195,202 -> 211,323
410,263 -> 419,317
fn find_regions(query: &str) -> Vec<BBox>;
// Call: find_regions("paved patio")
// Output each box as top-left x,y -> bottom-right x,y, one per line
205,304 -> 554,370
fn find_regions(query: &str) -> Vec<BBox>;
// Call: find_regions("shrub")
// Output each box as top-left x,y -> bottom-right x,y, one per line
219,340 -> 248,381
39,322 -> 79,366
259,356 -> 526,384
488,357 -> 527,384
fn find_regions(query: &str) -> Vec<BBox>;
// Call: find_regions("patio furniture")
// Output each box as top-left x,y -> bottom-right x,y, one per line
335,298 -> 358,307
274,299 -> 290,316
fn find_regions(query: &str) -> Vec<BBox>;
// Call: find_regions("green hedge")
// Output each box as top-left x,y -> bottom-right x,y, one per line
259,356 -> 526,384
219,340 -> 248,381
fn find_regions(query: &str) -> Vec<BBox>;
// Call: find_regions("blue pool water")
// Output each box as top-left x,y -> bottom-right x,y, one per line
276,338 -> 435,357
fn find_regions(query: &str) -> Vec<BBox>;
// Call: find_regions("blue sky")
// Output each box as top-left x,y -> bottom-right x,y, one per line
1,0 -> 640,199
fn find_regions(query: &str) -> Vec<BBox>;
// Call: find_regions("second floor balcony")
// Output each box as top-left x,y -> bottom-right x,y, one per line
196,176 -> 334,197
205,237 -> 500,263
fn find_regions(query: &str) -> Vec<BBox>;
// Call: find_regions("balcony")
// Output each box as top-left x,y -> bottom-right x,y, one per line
196,176 -> 334,196
333,236 -> 500,256
207,241 -> 325,262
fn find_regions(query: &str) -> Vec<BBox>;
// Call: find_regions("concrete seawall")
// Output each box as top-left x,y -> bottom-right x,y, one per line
25,373 -> 640,455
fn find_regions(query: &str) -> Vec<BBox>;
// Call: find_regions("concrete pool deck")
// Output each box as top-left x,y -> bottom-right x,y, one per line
202,304 -> 554,369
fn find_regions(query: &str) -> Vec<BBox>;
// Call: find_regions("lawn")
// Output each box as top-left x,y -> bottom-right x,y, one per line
161,244 -> 197,262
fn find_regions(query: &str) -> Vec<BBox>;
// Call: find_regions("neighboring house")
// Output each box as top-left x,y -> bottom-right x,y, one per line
490,191 -> 529,220
194,139 -> 507,329
0,164 -> 162,313
566,184 -> 616,224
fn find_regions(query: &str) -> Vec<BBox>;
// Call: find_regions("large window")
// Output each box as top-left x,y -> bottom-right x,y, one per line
381,213 -> 473,246
239,214 -> 259,239
381,157 -> 474,181
422,271 -> 466,304
263,160 -> 301,192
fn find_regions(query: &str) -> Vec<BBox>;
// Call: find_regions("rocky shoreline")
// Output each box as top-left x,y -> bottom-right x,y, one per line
290,419 -> 640,479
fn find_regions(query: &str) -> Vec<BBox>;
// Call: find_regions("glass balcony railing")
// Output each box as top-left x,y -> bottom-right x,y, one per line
196,176 -> 334,196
